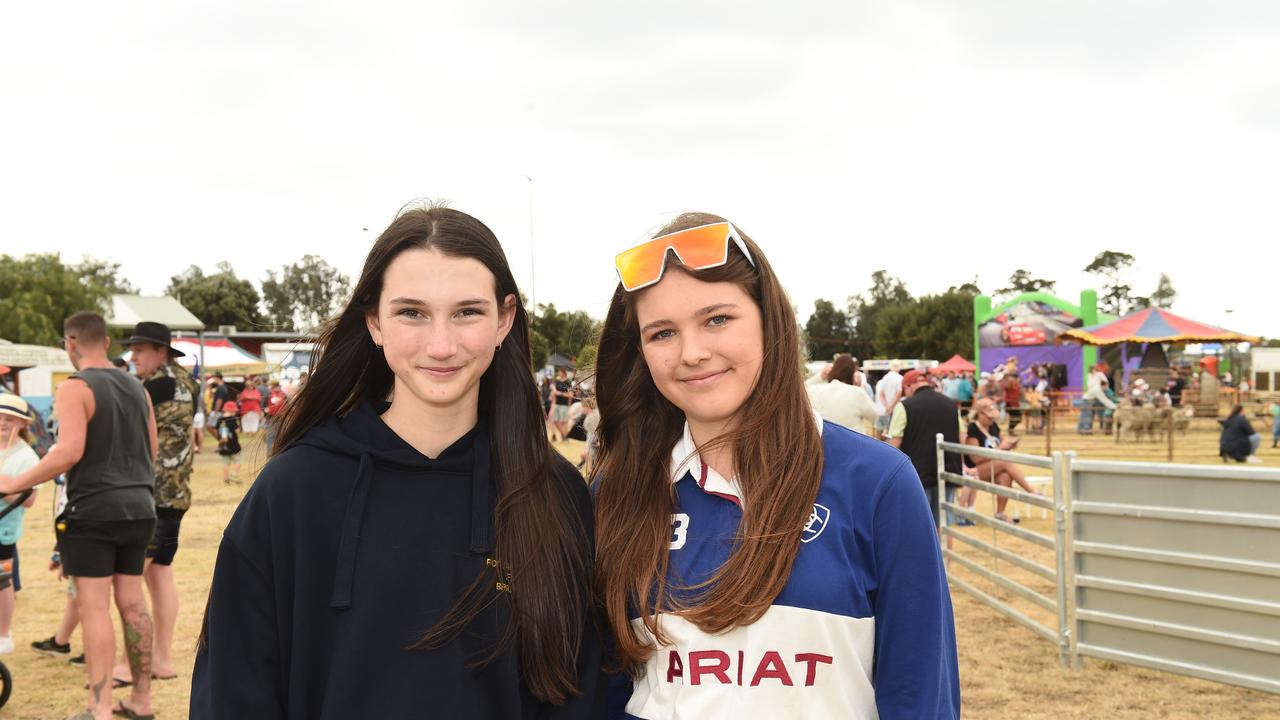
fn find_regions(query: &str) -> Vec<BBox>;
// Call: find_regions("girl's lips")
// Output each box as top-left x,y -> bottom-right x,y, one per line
681,370 -> 726,386
420,366 -> 462,377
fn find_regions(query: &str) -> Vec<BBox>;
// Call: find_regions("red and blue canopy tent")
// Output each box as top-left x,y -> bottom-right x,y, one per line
1058,308 -> 1260,387
1058,308 -> 1259,346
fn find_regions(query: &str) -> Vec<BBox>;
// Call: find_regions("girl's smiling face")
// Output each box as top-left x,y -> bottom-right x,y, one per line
632,268 -> 763,436
367,248 -> 514,415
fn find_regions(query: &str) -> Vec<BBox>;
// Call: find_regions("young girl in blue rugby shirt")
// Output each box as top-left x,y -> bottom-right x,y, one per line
593,213 -> 960,719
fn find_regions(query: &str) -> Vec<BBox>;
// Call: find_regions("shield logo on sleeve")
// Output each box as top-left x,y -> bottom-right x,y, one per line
801,503 -> 830,544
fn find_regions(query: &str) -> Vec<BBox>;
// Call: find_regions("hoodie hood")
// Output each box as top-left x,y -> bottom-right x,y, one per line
294,400 -> 492,610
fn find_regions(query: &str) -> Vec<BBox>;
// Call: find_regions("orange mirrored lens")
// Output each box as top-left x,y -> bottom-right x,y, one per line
615,242 -> 668,291
614,223 -> 731,290
666,224 -> 730,267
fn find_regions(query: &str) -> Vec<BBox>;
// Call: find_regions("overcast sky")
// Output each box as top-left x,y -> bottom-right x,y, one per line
3,2 -> 1276,340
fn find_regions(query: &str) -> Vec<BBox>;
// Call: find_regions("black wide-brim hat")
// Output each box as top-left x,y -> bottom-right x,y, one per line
119,321 -> 186,358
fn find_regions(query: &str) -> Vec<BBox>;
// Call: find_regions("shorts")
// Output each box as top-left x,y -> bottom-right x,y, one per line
241,411 -> 261,433
55,516 -> 156,578
221,452 -> 241,464
193,411 -> 206,430
551,405 -> 571,423
0,545 -> 16,592
146,507 -> 186,566
875,414 -> 891,432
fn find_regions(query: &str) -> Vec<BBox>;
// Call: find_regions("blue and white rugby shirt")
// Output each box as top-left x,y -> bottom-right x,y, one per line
608,417 -> 961,720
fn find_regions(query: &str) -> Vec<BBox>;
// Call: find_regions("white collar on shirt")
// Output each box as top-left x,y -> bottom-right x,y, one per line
669,410 -> 825,504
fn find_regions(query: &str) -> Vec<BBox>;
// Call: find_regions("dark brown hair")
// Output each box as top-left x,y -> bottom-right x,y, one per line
828,355 -> 856,385
272,203 -> 591,703
64,311 -> 107,343
593,212 -> 823,669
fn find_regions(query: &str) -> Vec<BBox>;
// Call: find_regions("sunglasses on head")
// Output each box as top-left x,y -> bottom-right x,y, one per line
614,222 -> 755,292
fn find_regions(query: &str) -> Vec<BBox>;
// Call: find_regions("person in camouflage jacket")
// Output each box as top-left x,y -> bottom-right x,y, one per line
150,361 -> 197,509
120,321 -> 198,681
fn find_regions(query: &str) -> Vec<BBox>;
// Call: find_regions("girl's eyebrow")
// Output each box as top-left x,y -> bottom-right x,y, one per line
640,303 -> 738,335
388,297 -> 492,308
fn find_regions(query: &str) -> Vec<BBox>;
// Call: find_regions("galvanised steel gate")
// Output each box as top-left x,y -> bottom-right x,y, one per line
936,436 -> 1280,694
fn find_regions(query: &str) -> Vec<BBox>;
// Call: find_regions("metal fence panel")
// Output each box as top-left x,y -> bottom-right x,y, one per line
1072,463 -> 1280,694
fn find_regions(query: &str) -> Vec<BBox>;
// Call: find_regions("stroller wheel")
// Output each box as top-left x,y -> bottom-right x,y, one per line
0,659 -> 11,708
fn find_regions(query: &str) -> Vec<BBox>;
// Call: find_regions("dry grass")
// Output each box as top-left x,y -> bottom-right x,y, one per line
0,418 -> 1274,718
947,414 -> 1280,719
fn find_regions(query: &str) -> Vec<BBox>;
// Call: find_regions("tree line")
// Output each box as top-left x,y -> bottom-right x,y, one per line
802,251 -> 1181,362
0,249 -> 1202,369
0,253 -> 601,371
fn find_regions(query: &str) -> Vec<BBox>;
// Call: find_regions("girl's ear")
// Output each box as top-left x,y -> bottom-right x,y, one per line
496,294 -> 517,346
366,309 -> 383,348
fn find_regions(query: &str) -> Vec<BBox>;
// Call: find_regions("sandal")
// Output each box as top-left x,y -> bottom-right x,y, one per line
84,677 -> 131,689
994,513 -> 1021,525
112,701 -> 155,719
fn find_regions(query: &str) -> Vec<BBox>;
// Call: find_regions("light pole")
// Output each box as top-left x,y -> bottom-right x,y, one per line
1225,309 -> 1235,386
525,175 -> 536,315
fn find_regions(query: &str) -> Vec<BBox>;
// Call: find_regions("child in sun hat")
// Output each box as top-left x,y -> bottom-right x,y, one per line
0,395 -> 39,655
216,400 -> 242,484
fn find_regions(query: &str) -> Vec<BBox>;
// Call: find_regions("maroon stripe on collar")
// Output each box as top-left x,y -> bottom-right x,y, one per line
697,460 -> 741,508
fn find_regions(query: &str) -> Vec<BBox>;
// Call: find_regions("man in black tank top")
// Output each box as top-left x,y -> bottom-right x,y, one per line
887,369 -> 965,535
0,312 -> 157,720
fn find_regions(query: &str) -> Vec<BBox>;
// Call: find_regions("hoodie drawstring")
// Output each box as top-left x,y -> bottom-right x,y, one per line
469,429 -> 491,555
330,453 -> 375,610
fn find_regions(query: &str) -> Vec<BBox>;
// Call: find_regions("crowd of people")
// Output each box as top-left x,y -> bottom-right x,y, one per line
0,318 -> 304,720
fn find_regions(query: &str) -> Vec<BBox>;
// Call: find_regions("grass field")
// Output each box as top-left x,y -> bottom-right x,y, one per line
0,412 -> 1275,718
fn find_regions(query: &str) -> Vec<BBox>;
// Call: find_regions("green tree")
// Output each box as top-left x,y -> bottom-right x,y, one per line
528,328 -> 551,370
1150,273 -> 1176,309
165,262 -> 263,330
0,254 -> 130,346
261,255 -> 352,332
804,298 -> 853,360
995,269 -> 1055,299
529,303 -> 599,359
847,270 -> 912,360
74,258 -> 138,296
576,343 -> 598,373
871,287 -> 977,360
1084,251 -> 1137,315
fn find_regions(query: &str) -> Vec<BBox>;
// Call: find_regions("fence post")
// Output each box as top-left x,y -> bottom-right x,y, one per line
1052,450 -> 1071,668
936,433 -> 946,536
1065,451 -> 1083,669
1167,409 -> 1174,462
1046,393 -> 1055,456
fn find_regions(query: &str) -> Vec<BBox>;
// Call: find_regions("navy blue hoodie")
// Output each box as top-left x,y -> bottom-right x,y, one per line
191,401 -> 603,719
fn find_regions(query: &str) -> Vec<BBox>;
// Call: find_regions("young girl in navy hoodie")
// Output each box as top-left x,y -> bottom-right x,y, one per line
192,205 -> 602,719
593,214 -> 959,719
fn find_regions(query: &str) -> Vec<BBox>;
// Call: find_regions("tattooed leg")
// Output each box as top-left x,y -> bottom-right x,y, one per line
113,575 -> 154,714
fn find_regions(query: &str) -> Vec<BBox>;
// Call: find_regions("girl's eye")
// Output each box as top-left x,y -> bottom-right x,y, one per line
649,328 -> 674,342
458,308 -> 483,318
707,314 -> 730,327
397,308 -> 423,319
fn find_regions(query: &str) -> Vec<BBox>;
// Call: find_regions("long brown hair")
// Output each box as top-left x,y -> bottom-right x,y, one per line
272,203 -> 591,703
593,212 -> 823,669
